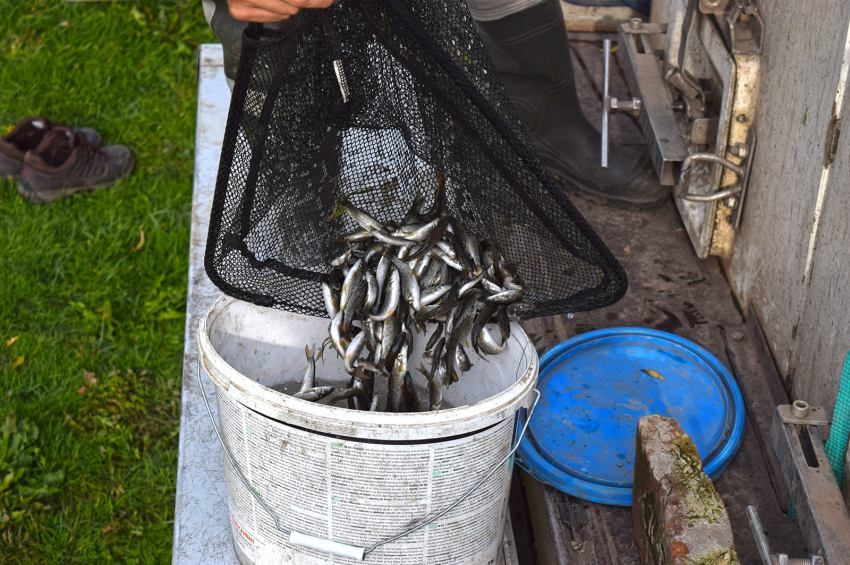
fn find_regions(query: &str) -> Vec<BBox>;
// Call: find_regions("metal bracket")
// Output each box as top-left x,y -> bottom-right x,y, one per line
615,20 -> 689,185
770,403 -> 850,563
777,400 -> 830,427
600,38 -> 643,169
732,131 -> 757,227
699,0 -> 733,16
727,0 -> 764,55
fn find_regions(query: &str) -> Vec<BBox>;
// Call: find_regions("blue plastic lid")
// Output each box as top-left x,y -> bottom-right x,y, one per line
517,327 -> 745,506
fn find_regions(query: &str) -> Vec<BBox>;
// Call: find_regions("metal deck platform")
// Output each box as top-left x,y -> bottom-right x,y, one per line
511,41 -> 808,564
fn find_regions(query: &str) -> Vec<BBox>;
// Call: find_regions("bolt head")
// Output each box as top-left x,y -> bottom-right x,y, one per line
630,18 -> 642,30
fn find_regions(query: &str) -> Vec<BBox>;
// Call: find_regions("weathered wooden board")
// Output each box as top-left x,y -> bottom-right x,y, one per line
786,75 -> 850,412
727,1 -> 850,387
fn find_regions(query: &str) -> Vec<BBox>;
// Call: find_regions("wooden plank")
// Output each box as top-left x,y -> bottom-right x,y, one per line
786,70 -> 850,414
727,1 -> 850,379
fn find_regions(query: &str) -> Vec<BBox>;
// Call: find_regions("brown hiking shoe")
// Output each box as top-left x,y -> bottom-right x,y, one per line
0,117 -> 101,177
18,127 -> 134,204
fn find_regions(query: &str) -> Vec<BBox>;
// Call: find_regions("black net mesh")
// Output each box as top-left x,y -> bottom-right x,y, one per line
206,0 -> 626,319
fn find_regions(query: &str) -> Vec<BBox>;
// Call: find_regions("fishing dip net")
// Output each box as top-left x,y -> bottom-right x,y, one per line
205,0 -> 627,319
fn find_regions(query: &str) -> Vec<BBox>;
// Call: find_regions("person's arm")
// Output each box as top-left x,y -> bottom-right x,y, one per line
227,0 -> 334,22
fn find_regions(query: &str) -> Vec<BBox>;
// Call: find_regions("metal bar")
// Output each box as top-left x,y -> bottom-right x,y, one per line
601,39 -> 611,169
746,505 -> 774,565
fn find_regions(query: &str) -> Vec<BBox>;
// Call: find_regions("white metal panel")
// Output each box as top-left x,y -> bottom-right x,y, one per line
172,44 -> 235,565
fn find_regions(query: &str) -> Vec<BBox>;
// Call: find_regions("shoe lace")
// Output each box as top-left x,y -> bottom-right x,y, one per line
73,135 -> 106,175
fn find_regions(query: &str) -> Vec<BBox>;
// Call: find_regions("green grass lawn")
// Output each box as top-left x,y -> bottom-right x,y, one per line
0,1 -> 213,562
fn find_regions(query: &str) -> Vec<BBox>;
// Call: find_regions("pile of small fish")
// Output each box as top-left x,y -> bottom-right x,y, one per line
294,178 -> 526,412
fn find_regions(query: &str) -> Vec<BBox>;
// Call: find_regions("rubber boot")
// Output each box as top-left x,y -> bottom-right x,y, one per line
475,0 -> 669,209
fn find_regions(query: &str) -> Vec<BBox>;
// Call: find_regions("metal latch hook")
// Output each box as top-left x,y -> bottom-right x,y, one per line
676,153 -> 745,202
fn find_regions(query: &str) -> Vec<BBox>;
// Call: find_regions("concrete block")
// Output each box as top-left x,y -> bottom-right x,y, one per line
633,415 -> 738,565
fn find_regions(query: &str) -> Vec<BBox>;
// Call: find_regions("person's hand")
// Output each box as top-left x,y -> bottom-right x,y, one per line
227,0 -> 334,23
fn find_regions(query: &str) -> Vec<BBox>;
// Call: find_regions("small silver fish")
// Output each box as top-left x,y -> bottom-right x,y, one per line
345,204 -> 386,233
421,284 -> 452,307
375,254 -> 391,289
391,257 -> 422,311
393,217 -> 441,242
431,246 -> 464,271
340,258 -> 365,311
344,330 -> 367,374
480,278 -> 503,295
322,282 -> 339,318
371,229 -> 416,247
370,269 -> 400,321
329,311 -> 349,357
418,364 -> 443,411
293,386 -> 336,401
413,254 -> 431,278
388,342 -> 408,412
485,289 -> 523,304
364,271 -> 378,311
300,345 -> 316,393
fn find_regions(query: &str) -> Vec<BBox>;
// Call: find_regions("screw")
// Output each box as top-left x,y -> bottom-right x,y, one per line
736,114 -> 749,123
726,196 -> 738,208
630,18 -> 643,30
731,143 -> 749,158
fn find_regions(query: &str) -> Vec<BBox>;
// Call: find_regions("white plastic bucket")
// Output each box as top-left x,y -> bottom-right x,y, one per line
198,297 -> 538,564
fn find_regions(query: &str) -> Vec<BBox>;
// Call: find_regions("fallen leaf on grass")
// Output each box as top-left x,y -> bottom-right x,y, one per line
83,370 -> 98,386
77,386 -> 87,395
10,355 -> 25,369
131,224 -> 145,252
5,336 -> 19,347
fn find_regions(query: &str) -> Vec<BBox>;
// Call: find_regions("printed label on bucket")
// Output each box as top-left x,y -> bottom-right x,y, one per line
217,390 -> 513,564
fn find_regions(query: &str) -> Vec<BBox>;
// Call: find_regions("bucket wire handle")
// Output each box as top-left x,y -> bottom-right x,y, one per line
364,387 -> 540,556
196,361 -> 540,561
196,362 -> 290,535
